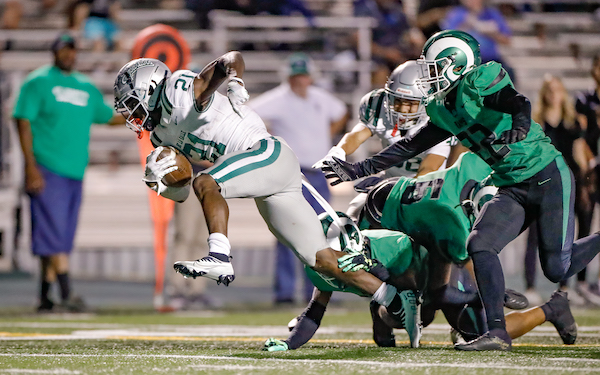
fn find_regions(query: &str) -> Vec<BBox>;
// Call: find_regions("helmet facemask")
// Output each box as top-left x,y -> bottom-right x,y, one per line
384,90 -> 426,130
416,56 -> 455,97
114,58 -> 171,138
116,90 -> 151,137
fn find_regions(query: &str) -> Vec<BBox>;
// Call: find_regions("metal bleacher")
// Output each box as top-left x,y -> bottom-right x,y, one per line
1,2 -> 599,281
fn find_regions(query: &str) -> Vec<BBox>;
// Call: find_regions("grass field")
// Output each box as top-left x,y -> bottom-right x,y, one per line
1,303 -> 600,375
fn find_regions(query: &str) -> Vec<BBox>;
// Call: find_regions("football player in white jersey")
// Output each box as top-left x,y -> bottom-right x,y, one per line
114,52 -> 411,318
313,60 -> 454,178
313,60 -> 457,219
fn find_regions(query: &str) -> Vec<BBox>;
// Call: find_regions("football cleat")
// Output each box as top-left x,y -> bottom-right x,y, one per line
381,290 -> 422,348
288,316 -> 299,332
545,290 -> 578,345
504,289 -> 529,310
450,328 -> 467,345
173,254 -> 235,286
370,300 -> 395,347
454,333 -> 512,351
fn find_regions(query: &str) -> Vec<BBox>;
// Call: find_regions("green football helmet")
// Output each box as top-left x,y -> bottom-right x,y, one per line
416,30 -> 481,97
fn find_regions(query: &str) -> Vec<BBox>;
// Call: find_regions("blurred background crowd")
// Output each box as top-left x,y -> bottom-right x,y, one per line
0,0 -> 600,312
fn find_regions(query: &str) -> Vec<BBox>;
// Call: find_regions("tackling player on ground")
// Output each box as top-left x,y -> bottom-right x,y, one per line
263,203 -> 575,350
113,52 -> 411,319
320,30 -> 600,351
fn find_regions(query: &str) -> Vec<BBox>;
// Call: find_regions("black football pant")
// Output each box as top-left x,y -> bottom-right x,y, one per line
467,156 -> 600,334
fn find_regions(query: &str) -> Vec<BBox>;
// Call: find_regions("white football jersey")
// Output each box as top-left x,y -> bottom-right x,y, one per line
358,89 -> 454,177
150,70 -> 271,163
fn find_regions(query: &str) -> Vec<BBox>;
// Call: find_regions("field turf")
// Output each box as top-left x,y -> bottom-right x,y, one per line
1,304 -> 600,374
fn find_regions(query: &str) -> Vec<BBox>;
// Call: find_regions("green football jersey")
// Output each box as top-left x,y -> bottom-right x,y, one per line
305,229 -> 426,297
13,65 -> 113,180
425,62 -> 560,186
380,152 -> 492,263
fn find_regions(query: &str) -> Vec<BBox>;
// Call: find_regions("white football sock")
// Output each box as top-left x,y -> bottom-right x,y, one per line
208,233 -> 231,257
372,283 -> 397,307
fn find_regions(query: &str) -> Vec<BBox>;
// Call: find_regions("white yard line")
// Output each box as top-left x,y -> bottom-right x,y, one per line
0,354 -> 598,372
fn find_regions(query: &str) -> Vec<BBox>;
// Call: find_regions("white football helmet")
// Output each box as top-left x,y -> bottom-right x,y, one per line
384,61 -> 427,130
114,58 -> 172,137
318,211 -> 364,253
416,30 -> 481,98
465,177 -> 498,220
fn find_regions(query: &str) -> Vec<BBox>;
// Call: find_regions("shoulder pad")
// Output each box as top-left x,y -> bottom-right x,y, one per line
467,62 -> 513,96
359,89 -> 385,124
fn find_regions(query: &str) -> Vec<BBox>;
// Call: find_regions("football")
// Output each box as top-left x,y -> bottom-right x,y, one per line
157,146 -> 193,187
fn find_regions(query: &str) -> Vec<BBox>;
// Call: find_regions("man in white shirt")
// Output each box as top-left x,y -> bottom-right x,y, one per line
249,53 -> 348,304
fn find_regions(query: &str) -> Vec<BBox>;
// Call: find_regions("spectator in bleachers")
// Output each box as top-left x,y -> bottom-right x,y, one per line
575,52 -> 600,300
13,32 -> 122,312
353,0 -> 424,87
249,53 -> 348,305
525,74 -> 598,306
186,0 -> 314,30
441,0 -> 515,83
416,0 -> 459,39
69,0 -> 121,51
1,0 -> 22,29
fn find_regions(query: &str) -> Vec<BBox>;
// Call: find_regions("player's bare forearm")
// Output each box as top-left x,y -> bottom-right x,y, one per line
338,124 -> 372,156
415,153 -> 447,176
194,51 -> 245,105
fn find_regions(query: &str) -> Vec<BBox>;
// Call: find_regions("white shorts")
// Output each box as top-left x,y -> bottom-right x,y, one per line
201,137 -> 328,266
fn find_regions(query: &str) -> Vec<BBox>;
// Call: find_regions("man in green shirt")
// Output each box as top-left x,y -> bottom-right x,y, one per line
320,30 -> 599,350
13,32 -> 118,312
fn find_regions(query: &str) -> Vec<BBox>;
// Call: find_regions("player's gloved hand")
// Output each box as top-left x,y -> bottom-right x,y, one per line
312,146 -> 346,169
142,146 -> 178,195
337,252 -> 390,281
492,127 -> 528,144
262,338 -> 289,352
322,157 -> 367,186
227,77 -> 249,117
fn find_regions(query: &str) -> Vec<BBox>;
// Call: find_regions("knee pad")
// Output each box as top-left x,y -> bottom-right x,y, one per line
467,231 -> 500,256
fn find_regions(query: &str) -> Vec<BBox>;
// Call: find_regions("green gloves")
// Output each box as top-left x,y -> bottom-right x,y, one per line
263,338 -> 289,352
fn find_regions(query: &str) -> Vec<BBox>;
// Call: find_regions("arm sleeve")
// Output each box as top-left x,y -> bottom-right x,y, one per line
285,299 -> 326,350
482,85 -> 531,132
357,123 -> 453,175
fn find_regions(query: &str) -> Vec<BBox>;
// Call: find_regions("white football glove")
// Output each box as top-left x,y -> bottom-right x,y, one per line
227,77 -> 249,117
142,146 -> 179,195
312,146 -> 346,169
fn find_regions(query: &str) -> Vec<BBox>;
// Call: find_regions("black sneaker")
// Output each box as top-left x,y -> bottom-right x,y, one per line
36,299 -> 55,313
59,296 -> 86,313
454,332 -> 512,351
504,289 -> 529,310
370,301 -> 395,347
545,290 -> 577,345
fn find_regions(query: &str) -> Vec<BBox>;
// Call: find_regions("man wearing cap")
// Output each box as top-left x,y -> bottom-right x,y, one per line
13,32 -> 120,312
249,52 -> 349,304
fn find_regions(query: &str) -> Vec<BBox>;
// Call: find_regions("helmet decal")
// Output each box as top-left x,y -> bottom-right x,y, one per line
318,211 -> 364,252
416,30 -> 481,97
